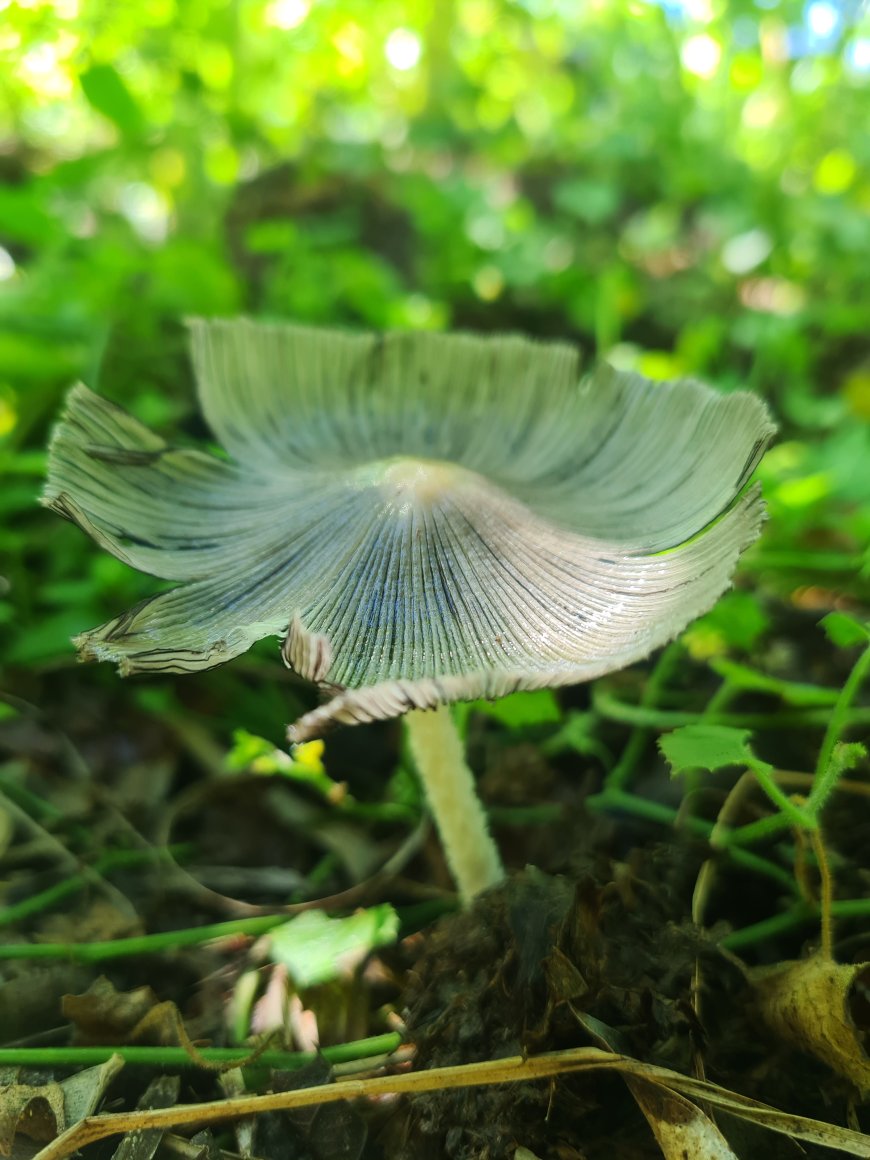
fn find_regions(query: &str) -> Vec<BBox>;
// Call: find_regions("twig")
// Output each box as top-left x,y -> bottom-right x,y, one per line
31,1045 -> 870,1160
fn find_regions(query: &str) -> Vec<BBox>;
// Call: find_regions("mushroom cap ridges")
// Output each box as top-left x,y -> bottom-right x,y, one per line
43,318 -> 776,732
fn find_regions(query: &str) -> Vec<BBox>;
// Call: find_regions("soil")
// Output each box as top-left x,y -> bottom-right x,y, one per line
1,614 -> 868,1160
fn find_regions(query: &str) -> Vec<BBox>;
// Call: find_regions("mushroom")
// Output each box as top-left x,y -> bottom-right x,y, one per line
43,319 -> 776,904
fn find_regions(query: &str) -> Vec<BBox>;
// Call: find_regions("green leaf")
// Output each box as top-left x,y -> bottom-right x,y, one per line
4,611 -> 92,665
226,729 -> 276,773
691,590 -> 770,652
821,612 -> 870,649
80,65 -> 144,137
0,483 -> 39,518
0,187 -> 56,247
267,906 -> 399,988
552,178 -> 619,225
659,724 -> 769,777
468,690 -> 561,730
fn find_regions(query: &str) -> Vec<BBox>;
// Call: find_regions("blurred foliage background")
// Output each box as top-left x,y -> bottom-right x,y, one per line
0,0 -> 868,727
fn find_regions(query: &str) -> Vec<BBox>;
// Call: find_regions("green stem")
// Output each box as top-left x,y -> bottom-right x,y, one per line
404,705 -> 504,905
586,790 -> 798,893
749,762 -> 814,830
808,643 -> 870,813
721,898 -> 870,952
0,900 -> 453,963
721,811 -> 793,847
741,549 -> 866,573
0,847 -> 192,929
0,1034 -> 401,1070
603,642 -> 683,792
0,914 -> 291,961
703,679 -> 737,717
593,688 -> 870,731
0,772 -> 64,821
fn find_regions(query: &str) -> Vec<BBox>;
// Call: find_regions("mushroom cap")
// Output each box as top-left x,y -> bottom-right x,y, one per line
43,319 -> 776,738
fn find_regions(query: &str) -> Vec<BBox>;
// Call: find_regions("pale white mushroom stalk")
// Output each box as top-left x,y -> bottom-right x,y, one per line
405,706 -> 505,902
42,318 -> 777,906
282,607 -> 505,900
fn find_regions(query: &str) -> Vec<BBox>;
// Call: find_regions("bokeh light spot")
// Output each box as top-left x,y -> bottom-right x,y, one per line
721,229 -> 773,275
265,0 -> 309,30
681,33 -> 721,78
0,247 -> 16,282
119,183 -> 170,243
473,265 -> 504,300
0,387 -> 17,438
806,0 -> 838,40
385,28 -> 422,71
845,38 -> 870,72
813,150 -> 856,195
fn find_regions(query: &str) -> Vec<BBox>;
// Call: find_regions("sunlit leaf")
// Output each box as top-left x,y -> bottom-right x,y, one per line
821,612 -> 869,649
469,690 -> 562,730
80,64 -> 144,137
659,724 -> 768,778
686,590 -> 770,654
267,906 -> 399,988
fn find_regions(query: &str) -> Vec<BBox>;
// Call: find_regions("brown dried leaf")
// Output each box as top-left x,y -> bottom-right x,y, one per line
751,954 -> 870,1093
59,1058 -> 125,1129
0,1086 -> 62,1156
0,1057 -> 122,1159
573,1005 -> 737,1159
39,902 -> 141,947
627,1079 -> 739,1160
63,977 -> 186,1049
63,977 -> 163,1045
110,1076 -> 179,1160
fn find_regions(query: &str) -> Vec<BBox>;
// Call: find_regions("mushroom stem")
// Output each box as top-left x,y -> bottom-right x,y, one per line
404,704 -> 505,905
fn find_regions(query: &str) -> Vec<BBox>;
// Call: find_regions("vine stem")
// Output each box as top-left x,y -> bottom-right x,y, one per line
809,826 -> 834,960
0,1034 -> 401,1070
602,641 -> 683,792
809,642 -> 870,811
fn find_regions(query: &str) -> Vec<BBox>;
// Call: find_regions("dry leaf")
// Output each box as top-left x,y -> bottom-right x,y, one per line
751,954 -> 870,1093
110,1076 -> 179,1160
62,978 -> 226,1070
0,1085 -> 62,1156
573,1006 -> 738,1160
63,977 -> 158,1044
59,1058 -> 125,1131
627,1079 -> 739,1160
63,977 -> 184,1048
39,902 -> 141,946
0,1057 -> 122,1158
